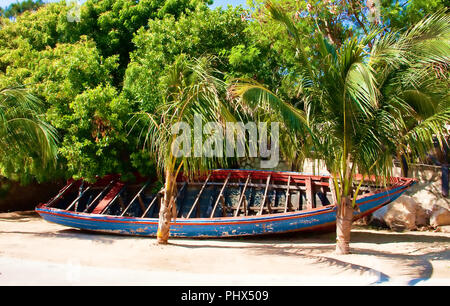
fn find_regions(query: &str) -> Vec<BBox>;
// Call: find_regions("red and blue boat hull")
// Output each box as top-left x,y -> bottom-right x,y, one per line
35,172 -> 414,237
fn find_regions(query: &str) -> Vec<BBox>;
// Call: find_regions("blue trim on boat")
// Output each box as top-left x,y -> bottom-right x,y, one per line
35,180 -> 413,237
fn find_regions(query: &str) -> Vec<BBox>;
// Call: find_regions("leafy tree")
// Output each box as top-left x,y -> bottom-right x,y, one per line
78,0 -> 211,85
123,5 -> 280,113
32,39 -> 136,181
0,0 -> 213,182
245,0 -> 449,62
0,36 -> 127,181
241,0 -> 384,106
233,1 -> 449,254
0,86 -> 58,183
0,0 -> 212,83
57,84 -> 134,181
0,0 -> 44,18
380,0 -> 449,31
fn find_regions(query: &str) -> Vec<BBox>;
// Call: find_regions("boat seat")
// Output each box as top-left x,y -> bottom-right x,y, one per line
91,182 -> 125,214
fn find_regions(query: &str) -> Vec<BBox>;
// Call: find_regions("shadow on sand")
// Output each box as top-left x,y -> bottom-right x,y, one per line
1,211 -> 449,285
166,230 -> 450,285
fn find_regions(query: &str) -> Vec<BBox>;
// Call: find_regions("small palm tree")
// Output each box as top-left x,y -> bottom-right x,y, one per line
0,86 -> 58,181
232,2 -> 449,254
130,56 -> 237,244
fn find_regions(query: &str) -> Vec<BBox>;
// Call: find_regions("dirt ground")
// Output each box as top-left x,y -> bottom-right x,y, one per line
0,211 -> 449,286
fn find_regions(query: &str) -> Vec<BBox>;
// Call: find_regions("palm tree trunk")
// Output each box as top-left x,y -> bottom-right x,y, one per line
335,196 -> 354,254
156,168 -> 177,244
156,192 -> 173,244
335,154 -> 354,255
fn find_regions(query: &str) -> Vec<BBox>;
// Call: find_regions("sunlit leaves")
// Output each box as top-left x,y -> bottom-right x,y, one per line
0,87 -> 58,183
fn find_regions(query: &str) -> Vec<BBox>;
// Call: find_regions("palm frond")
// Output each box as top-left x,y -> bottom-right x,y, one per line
403,10 -> 450,43
231,79 -> 310,134
0,86 -> 59,175
401,109 -> 450,157
344,62 -> 379,119
129,56 -> 241,178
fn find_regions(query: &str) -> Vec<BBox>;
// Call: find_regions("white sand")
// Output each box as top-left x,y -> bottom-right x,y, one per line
0,211 -> 449,286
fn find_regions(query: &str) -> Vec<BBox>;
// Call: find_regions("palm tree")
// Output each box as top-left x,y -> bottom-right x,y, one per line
0,86 -> 58,181
130,56 -> 238,244
232,2 -> 449,254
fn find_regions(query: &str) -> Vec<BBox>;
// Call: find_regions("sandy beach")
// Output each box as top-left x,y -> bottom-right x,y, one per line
0,211 -> 449,286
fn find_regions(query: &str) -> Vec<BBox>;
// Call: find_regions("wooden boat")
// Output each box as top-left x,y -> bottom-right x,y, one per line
35,169 -> 416,237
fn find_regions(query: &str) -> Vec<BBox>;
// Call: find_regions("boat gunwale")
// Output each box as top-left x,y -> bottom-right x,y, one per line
36,170 -> 416,226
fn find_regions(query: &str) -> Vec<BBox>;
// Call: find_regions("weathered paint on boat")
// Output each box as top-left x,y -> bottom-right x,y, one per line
35,169 -> 415,238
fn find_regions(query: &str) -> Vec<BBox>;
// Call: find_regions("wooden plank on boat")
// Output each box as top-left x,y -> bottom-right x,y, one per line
100,188 -> 125,214
246,206 -> 286,211
83,180 -> 115,213
290,190 -> 299,211
140,190 -> 163,218
258,174 -> 271,215
292,177 -> 301,211
181,181 -> 308,191
210,173 -> 231,218
175,182 -> 187,201
118,196 -> 126,211
284,175 -> 291,213
305,177 -> 314,210
220,194 -> 227,217
120,180 -> 150,216
138,196 -> 146,213
321,185 -> 327,195
91,182 -> 125,214
74,182 -> 84,212
47,181 -> 75,207
234,174 -> 251,217
66,184 -> 92,211
186,173 -> 211,218
271,189 -> 276,210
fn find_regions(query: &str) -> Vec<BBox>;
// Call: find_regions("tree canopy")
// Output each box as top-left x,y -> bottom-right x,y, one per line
0,0 -> 448,185
0,0 -> 44,18
0,0 -> 272,182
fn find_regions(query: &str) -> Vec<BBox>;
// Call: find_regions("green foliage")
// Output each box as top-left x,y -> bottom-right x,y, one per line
0,0 -> 44,18
0,86 -> 58,183
131,56 -> 233,174
243,0 -> 355,104
0,0 -> 209,82
0,0 -> 211,183
78,0 -> 209,84
380,0 -> 449,31
0,35 -> 129,181
56,84 -> 132,181
123,5 -> 280,113
234,2 -> 450,205
33,38 -> 119,128
228,44 -> 261,72
0,0 -> 447,188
